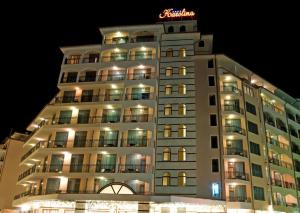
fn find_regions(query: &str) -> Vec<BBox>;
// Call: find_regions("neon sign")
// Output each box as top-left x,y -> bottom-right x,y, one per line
159,8 -> 195,19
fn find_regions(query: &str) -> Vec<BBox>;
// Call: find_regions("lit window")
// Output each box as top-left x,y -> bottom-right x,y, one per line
166,48 -> 173,57
179,48 -> 186,58
212,182 -> 220,198
178,172 -> 186,186
165,67 -> 173,76
179,84 -> 186,95
178,124 -> 186,137
179,66 -> 186,76
163,148 -> 171,161
178,147 -> 186,161
164,104 -> 172,115
178,104 -> 186,115
162,172 -> 170,186
164,125 -> 172,137
165,85 -> 172,95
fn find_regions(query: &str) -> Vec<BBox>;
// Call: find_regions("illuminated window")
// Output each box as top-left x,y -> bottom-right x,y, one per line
178,104 -> 186,115
162,172 -> 170,186
165,67 -> 173,76
179,66 -> 186,76
166,48 -> 173,57
178,172 -> 186,186
165,85 -> 172,95
65,55 -> 81,64
178,124 -> 186,137
179,84 -> 186,95
179,48 -> 186,58
212,182 -> 220,198
178,147 -> 186,161
163,148 -> 171,161
164,104 -> 172,115
164,125 -> 172,137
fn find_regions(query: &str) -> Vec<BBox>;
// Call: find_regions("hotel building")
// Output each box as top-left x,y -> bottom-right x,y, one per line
9,11 -> 300,213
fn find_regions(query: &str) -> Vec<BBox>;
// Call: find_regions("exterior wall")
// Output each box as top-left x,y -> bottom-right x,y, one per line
0,138 -> 25,212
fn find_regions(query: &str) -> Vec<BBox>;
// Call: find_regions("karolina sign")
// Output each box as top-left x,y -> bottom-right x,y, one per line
159,8 -> 196,19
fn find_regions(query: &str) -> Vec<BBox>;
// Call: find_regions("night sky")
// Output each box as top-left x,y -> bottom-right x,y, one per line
1,1 -> 299,142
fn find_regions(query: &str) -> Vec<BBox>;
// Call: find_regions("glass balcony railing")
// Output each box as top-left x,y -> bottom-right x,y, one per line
224,148 -> 247,157
223,105 -> 244,114
125,93 -> 153,100
268,158 -> 293,170
224,126 -> 246,135
225,171 -> 249,181
271,178 -> 296,189
121,138 -> 150,147
227,196 -> 251,202
123,114 -> 153,122
51,116 -> 121,125
103,36 -> 156,44
221,86 -> 241,94
266,137 -> 289,150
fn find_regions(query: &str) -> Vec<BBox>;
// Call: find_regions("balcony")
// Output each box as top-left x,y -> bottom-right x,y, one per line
127,71 -> 155,80
224,126 -> 246,136
224,148 -> 247,158
123,114 -> 154,122
118,164 -> 150,173
51,116 -> 121,125
268,158 -> 293,170
267,137 -> 289,150
52,94 -> 123,104
125,93 -> 154,100
101,53 -> 128,62
129,53 -> 155,61
21,141 -> 45,162
64,55 -> 99,65
262,100 -> 284,115
121,138 -> 150,147
271,179 -> 296,189
225,171 -> 249,181
227,196 -> 251,202
223,105 -> 244,114
104,35 -> 156,44
221,86 -> 241,94
98,139 -> 118,147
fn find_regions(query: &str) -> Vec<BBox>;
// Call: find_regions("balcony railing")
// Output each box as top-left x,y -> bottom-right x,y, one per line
121,138 -> 150,147
223,105 -> 244,114
227,196 -> 251,202
224,148 -> 247,157
268,158 -> 293,170
103,36 -> 156,44
81,57 -> 99,64
51,116 -> 121,125
18,163 -> 151,181
221,86 -> 241,94
52,94 -> 124,104
224,126 -> 246,135
271,178 -> 296,189
127,72 -> 155,80
266,137 -> 289,150
125,93 -> 154,100
101,54 -> 155,63
225,171 -> 249,181
262,100 -> 284,115
21,141 -> 45,162
123,114 -> 154,122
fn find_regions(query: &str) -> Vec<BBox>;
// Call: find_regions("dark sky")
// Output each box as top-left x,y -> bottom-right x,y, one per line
1,1 -> 299,141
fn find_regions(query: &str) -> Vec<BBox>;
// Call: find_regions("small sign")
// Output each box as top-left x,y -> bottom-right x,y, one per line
159,8 -> 196,19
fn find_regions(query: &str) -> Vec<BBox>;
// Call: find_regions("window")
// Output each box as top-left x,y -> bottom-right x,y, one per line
209,95 -> 216,106
179,66 -> 186,76
212,183 -> 220,198
165,85 -> 172,95
253,186 -> 265,201
164,104 -> 172,115
211,136 -> 218,148
178,172 -> 186,186
179,25 -> 186,32
168,26 -> 174,33
46,178 -> 60,194
77,110 -> 90,124
178,147 -> 186,161
210,114 -> 217,126
165,67 -> 173,76
179,48 -> 186,58
252,163 -> 263,177
67,178 -> 80,193
246,102 -> 256,115
212,159 -> 219,172
162,172 -> 170,186
208,59 -> 214,68
178,104 -> 186,115
166,48 -> 173,57
248,121 -> 258,134
163,148 -> 171,161
250,142 -> 261,155
164,125 -> 172,137
208,76 -> 215,86
178,124 -> 186,137
65,55 -> 80,64
199,40 -> 205,47
179,84 -> 186,95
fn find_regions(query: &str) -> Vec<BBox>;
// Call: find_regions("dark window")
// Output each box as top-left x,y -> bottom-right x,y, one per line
252,163 -> 263,177
168,26 -> 174,33
250,142 -> 261,155
208,59 -> 214,68
208,76 -> 215,86
212,159 -> 219,172
248,121 -> 259,134
211,136 -> 218,148
199,40 -> 205,47
209,95 -> 216,106
179,25 -> 186,32
210,114 -> 217,126
253,186 -> 265,201
246,102 -> 256,115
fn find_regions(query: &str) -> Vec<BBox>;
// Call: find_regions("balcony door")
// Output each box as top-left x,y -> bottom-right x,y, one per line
99,131 -> 118,147
58,110 -> 72,124
54,132 -> 68,148
81,90 -> 93,102
128,130 -> 147,146
102,109 -> 121,123
226,139 -> 243,153
96,154 -> 116,172
67,178 -> 80,193
77,110 -> 90,124
74,131 -> 87,147
62,91 -> 76,103
228,162 -> 245,178
131,87 -> 150,100
70,154 -> 84,172
49,154 -> 64,172
46,178 -> 60,194
229,185 -> 246,201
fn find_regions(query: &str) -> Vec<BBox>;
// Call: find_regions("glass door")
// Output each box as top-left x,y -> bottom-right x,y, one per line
77,110 -> 90,124
70,154 -> 84,172
62,91 -> 76,103
46,178 -> 60,194
74,131 -> 87,147
58,110 -> 72,124
49,154 -> 64,172
54,132 -> 68,148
